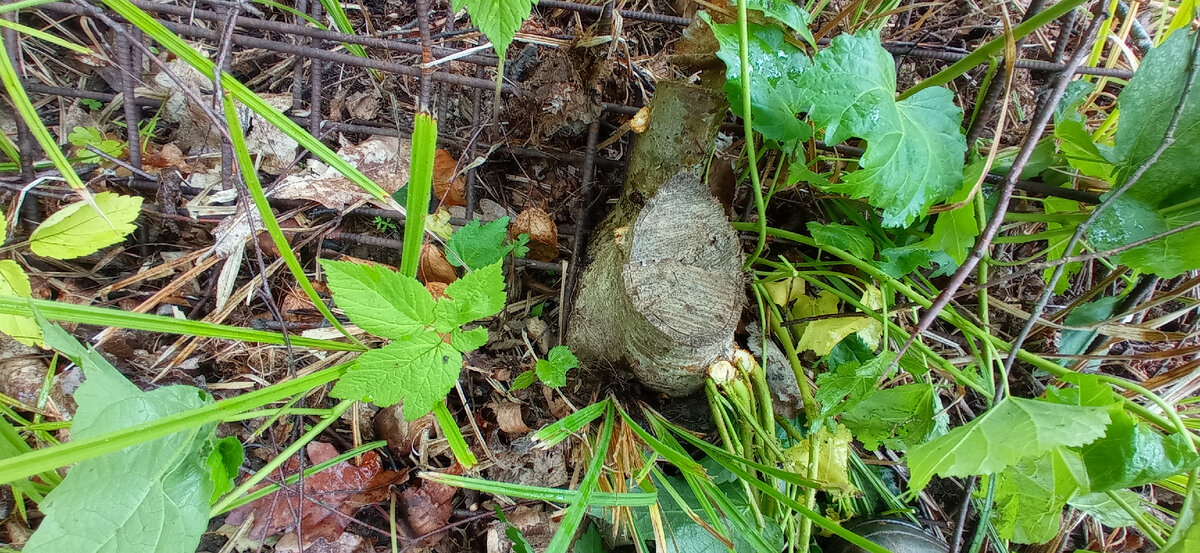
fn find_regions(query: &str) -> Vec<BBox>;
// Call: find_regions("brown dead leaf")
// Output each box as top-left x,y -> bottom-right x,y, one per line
511,207 -> 558,261
272,136 -> 411,210
225,441 -> 407,548
345,89 -> 381,121
426,281 -> 449,300
402,464 -> 463,537
489,402 -> 531,435
418,243 -> 458,285
433,149 -> 468,207
374,403 -> 436,459
141,143 -> 191,174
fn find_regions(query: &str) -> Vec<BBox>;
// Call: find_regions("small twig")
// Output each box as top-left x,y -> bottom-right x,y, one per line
1001,29 -> 1200,379
893,13 -> 1108,366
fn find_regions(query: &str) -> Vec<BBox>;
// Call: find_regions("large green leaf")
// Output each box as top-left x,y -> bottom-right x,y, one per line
433,261 -> 507,330
452,0 -> 537,57
1088,29 -> 1200,277
704,14 -> 813,144
331,332 -> 462,420
797,30 -> 966,227
0,259 -> 40,346
905,397 -> 1110,490
24,323 -> 215,553
990,447 -> 1088,544
814,351 -> 895,418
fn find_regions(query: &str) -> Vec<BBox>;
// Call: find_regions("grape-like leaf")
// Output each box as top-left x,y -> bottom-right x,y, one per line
905,397 -> 1110,491
535,345 -> 579,389
814,351 -> 895,418
1079,407 -> 1200,492
703,14 -> 813,144
797,30 -> 966,227
451,0 -> 536,57
29,191 -> 142,259
320,259 -> 435,339
841,382 -> 947,450
24,322 -> 215,553
331,332 -> 463,420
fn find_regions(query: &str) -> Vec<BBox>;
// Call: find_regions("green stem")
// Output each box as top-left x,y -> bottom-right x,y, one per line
737,0 -> 768,265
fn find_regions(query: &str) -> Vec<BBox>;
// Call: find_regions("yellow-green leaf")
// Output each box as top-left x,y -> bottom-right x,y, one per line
30,192 -> 142,259
0,260 -> 41,346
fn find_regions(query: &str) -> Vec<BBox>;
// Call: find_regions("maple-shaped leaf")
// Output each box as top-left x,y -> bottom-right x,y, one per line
226,442 -> 406,548
332,332 -> 463,420
320,259 -> 436,339
433,261 -> 506,331
797,30 -> 966,227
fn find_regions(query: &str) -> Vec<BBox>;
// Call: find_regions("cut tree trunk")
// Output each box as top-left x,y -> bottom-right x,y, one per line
565,80 -> 745,397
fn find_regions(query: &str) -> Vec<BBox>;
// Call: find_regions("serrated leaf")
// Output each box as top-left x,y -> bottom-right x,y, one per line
535,345 -> 579,389
445,217 -> 514,268
29,191 -> 142,259
919,167 -> 979,266
905,397 -> 1111,491
990,447 -> 1087,544
25,322 -> 215,553
793,287 -> 880,356
434,261 -> 506,329
450,326 -> 489,352
0,259 -> 41,346
744,0 -> 814,45
320,259 -> 435,339
1068,490 -> 1141,528
807,221 -> 874,260
797,30 -> 966,226
206,436 -> 244,503
704,14 -> 813,143
331,333 -> 462,420
876,245 -> 956,278
814,351 -> 895,418
842,382 -> 947,451
454,0 -> 536,57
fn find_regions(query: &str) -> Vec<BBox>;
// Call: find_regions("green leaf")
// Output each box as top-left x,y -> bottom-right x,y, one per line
206,436 -> 243,503
631,474 -> 784,553
449,326 -> 489,352
319,259 -> 435,339
814,351 -> 895,418
331,332 -> 462,420
1079,408 -> 1200,492
572,523 -> 605,553
1068,490 -> 1141,528
841,383 -> 947,450
0,260 -> 41,346
703,14 -> 813,143
25,323 -> 215,553
535,345 -> 579,389
876,245 -> 956,279
454,0 -> 536,57
743,0 -> 814,46
905,397 -> 1111,491
510,370 -> 537,391
434,261 -> 506,329
797,30 -> 966,227
445,217 -> 516,269
1088,29 -> 1200,277
1162,484 -> 1200,553
807,221 -> 874,260
29,191 -> 142,259
1042,196 -> 1085,295
919,166 -> 980,265
990,447 -> 1088,544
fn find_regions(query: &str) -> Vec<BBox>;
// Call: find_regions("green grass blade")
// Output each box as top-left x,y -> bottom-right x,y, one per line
0,19 -> 90,54
0,0 -> 62,14
0,36 -> 84,189
251,0 -> 327,28
0,296 -> 363,351
532,400 -> 608,446
420,472 -> 659,507
400,113 -> 436,276
0,363 -> 349,484
546,402 -> 615,553
99,0 -> 394,204
222,93 -> 362,346
433,400 -> 477,468
317,0 -> 379,80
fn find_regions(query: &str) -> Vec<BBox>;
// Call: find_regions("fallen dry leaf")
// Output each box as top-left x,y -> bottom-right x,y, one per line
489,402 -> 531,435
511,207 -> 558,261
418,243 -> 458,285
374,403 -> 436,459
426,281 -> 449,300
433,149 -> 467,207
272,136 -> 411,211
225,441 -> 407,548
402,464 -> 462,537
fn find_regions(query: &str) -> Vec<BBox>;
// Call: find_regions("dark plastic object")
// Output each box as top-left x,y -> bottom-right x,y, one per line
829,518 -> 950,553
